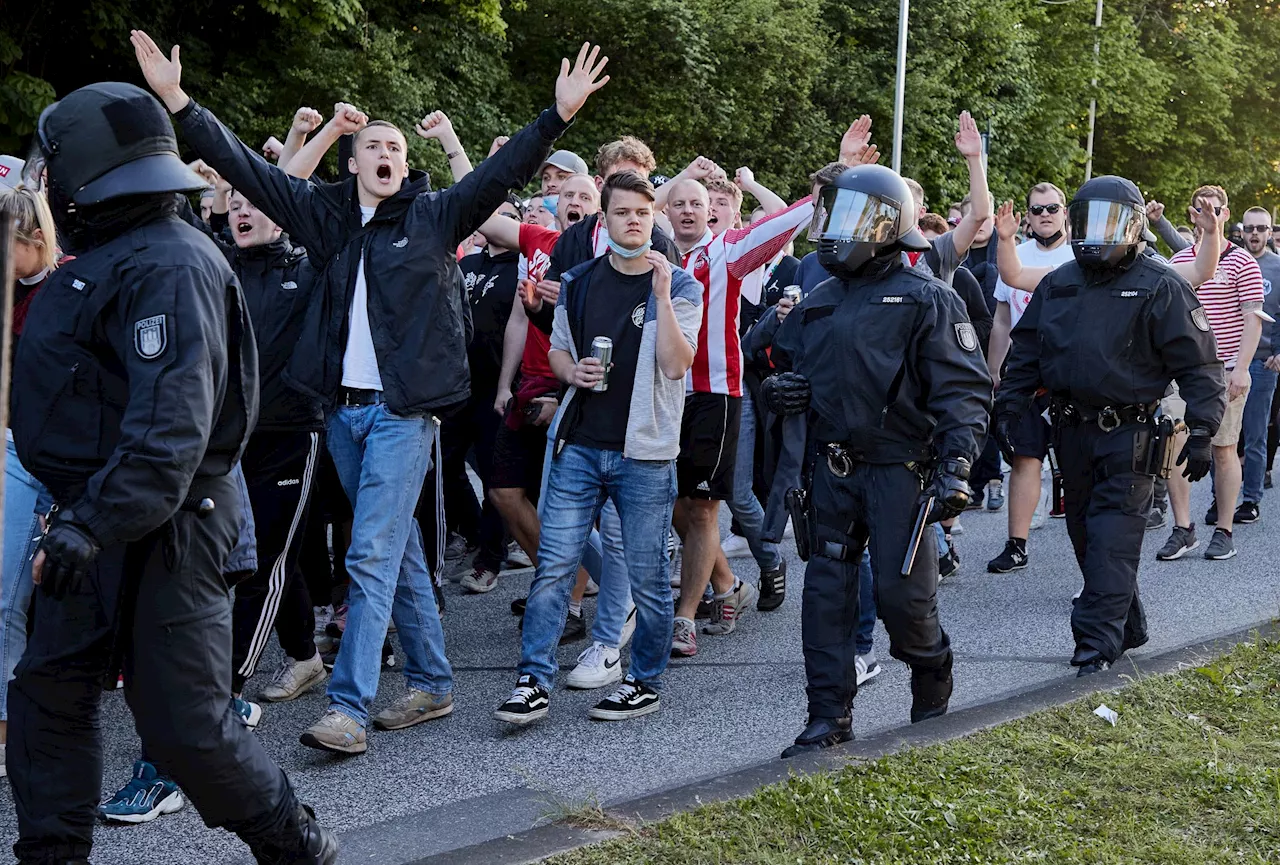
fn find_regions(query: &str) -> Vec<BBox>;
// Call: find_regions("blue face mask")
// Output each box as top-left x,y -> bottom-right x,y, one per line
540,194 -> 559,215
607,236 -> 653,259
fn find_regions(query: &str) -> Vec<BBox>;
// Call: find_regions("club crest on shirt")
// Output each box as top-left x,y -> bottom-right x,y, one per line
954,322 -> 978,352
631,303 -> 646,328
134,315 -> 168,360
1190,307 -> 1210,332
1263,278 -> 1272,297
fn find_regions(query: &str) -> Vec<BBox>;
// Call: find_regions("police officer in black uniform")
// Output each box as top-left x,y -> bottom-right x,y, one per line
12,83 -> 336,864
995,176 -> 1225,676
757,165 -> 992,757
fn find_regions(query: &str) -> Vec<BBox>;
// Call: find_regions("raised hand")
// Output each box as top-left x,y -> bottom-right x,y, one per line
488,135 -> 510,157
292,107 -> 324,136
188,159 -> 219,187
1145,200 -> 1165,224
1191,201 -> 1228,235
414,110 -> 455,142
331,102 -> 368,135
839,115 -> 873,165
734,167 -> 755,190
995,201 -> 1020,241
647,252 -> 672,300
130,30 -> 188,112
955,110 -> 983,159
854,144 -> 880,166
555,43 -> 610,122
684,156 -> 716,181
261,136 -> 284,160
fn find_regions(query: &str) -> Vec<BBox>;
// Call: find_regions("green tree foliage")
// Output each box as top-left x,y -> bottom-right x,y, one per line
2,0 -> 1277,212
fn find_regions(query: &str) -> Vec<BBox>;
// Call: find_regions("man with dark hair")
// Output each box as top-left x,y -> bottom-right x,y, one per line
135,30 -> 611,753
494,171 -> 703,724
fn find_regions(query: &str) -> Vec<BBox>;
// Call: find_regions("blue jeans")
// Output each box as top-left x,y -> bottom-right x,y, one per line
856,549 -> 875,656
1,439 -> 43,720
726,390 -> 782,571
326,404 -> 453,725
225,462 -> 257,575
520,444 -> 676,689
1242,359 -> 1278,504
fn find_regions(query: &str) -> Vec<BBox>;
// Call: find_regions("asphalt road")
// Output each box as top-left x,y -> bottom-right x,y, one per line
1,477 -> 1275,864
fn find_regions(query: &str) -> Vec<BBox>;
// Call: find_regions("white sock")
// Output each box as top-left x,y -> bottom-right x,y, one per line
569,602 -> 582,617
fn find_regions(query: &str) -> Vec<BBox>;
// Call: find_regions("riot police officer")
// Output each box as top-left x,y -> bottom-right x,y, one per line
13,83 -> 336,864
995,176 -> 1225,676
757,165 -> 992,757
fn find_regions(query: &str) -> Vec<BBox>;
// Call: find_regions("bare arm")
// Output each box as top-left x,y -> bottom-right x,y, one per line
992,201 -> 1046,291
415,111 -> 473,183
278,106 -> 323,172
988,302 -> 1012,389
654,156 -> 718,211
475,210 -> 522,251
735,167 -> 785,215
496,295 -> 529,414
1170,203 -> 1226,287
285,103 -> 367,180
949,111 -> 990,257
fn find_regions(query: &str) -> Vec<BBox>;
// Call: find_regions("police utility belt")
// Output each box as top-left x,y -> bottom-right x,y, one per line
1049,398 -> 1182,480
820,441 -> 933,479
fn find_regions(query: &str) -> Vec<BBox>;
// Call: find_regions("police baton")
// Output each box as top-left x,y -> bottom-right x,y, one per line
900,492 -> 935,578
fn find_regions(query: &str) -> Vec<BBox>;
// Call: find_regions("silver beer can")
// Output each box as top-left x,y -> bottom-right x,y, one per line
591,336 -> 613,392
782,285 -> 802,304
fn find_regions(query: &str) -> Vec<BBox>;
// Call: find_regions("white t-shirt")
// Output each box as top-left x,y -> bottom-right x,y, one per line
341,205 -> 384,390
994,238 -> 1075,329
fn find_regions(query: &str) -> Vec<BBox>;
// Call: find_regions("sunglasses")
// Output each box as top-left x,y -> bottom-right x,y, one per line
1028,203 -> 1061,215
1243,225 -> 1270,233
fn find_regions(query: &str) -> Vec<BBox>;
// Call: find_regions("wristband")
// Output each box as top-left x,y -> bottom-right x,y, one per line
446,149 -> 463,160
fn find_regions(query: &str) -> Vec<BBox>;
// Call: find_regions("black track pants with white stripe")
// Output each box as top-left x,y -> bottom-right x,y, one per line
231,429 -> 321,693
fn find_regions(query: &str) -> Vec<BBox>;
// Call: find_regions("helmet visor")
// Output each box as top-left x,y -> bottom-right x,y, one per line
1068,200 -> 1146,246
808,186 -> 904,244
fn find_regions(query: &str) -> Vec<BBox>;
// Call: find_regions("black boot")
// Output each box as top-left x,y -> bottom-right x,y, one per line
910,654 -> 953,723
757,560 -> 787,612
252,804 -> 339,865
1072,646 -> 1111,677
781,715 -> 853,758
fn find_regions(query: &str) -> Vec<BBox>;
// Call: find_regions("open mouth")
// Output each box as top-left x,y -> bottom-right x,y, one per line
566,210 -> 581,223
376,165 -> 392,181
708,216 -> 719,227
236,221 -> 254,236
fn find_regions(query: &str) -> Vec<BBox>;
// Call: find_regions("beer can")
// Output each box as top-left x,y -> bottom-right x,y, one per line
591,336 -> 613,392
782,285 -> 802,304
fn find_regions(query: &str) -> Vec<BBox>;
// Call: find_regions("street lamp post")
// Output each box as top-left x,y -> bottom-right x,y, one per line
892,0 -> 909,173
1083,0 -> 1104,181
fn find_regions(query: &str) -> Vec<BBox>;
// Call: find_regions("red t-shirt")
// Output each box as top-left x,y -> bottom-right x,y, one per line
516,224 -> 561,380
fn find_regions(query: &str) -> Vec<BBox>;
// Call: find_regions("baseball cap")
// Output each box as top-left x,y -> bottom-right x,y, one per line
0,155 -> 23,189
539,149 -> 589,177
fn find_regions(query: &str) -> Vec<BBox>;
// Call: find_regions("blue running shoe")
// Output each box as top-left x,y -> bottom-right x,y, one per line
234,696 -> 263,729
99,760 -> 183,824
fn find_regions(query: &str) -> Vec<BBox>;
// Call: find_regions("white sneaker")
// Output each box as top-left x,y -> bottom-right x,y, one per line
949,516 -> 964,536
619,603 -> 637,649
721,534 -> 752,559
260,652 -> 327,702
505,543 -> 533,570
566,642 -> 623,690
583,577 -> 600,597
856,652 -> 882,686
313,605 -> 332,636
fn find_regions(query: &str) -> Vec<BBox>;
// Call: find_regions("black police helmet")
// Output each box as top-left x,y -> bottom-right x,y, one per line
28,82 -> 206,207
1067,175 -> 1147,270
810,164 -> 928,279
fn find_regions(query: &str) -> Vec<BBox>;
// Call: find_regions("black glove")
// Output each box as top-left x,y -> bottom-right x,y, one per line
761,372 -> 811,416
994,412 -> 1018,463
36,509 -> 101,600
928,457 -> 974,523
1177,425 -> 1214,482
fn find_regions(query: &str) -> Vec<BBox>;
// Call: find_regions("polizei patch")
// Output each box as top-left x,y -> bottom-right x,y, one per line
954,322 -> 978,352
1190,307 -> 1210,333
134,315 -> 168,360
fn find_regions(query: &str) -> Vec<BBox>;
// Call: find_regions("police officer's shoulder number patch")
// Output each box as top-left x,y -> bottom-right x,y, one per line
954,322 -> 978,352
134,315 -> 168,360
1190,306 -> 1210,333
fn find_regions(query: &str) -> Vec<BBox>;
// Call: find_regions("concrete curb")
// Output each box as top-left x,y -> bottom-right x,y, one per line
401,618 -> 1279,865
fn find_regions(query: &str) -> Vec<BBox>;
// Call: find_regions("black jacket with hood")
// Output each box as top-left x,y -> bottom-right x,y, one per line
176,100 -> 569,415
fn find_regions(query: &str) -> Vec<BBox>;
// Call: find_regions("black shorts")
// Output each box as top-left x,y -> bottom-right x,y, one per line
1009,396 -> 1051,460
678,393 -> 742,500
490,414 -> 547,499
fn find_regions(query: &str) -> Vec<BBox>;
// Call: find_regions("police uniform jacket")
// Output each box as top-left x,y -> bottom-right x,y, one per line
176,99 -> 569,416
768,263 -> 993,465
12,212 -> 258,548
995,255 -> 1226,430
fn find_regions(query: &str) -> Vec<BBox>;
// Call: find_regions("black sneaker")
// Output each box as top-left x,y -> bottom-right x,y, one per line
938,546 -> 958,580
757,561 -> 787,612
780,715 -> 853,758
1204,499 -> 1218,527
1204,528 -> 1236,560
1076,658 -> 1110,677
1145,507 -> 1168,531
1155,524 -> 1198,560
494,674 -> 550,725
986,539 -> 1028,573
1266,470 -> 1273,490
560,608 -> 587,643
587,675 -> 661,721
252,803 -> 339,865
511,597 -> 526,616
1234,501 -> 1260,524
910,654 -> 953,723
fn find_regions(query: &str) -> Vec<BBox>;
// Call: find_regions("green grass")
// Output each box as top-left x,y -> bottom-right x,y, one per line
549,636 -> 1280,864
